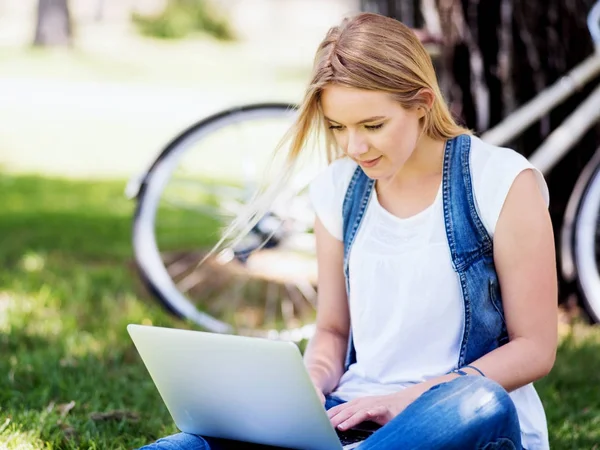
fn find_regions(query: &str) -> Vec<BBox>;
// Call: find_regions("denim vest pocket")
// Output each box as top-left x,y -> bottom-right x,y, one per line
489,279 -> 509,346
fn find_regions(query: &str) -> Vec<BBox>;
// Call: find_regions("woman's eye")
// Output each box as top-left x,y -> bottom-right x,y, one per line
365,123 -> 384,130
328,125 -> 344,131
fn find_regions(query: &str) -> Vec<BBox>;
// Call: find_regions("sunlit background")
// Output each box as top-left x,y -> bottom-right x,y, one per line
1,1 -> 600,448
0,0 -> 359,178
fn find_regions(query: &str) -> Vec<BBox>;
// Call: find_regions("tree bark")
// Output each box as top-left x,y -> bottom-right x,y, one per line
360,0 -> 424,28
362,0 -> 600,302
436,0 -> 600,301
34,0 -> 73,47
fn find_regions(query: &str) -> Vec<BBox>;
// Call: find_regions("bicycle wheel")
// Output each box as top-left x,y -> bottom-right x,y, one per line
573,148 -> 600,323
132,103 -> 321,340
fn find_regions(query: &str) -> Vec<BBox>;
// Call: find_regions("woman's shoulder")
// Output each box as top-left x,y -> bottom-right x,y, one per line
468,135 -> 531,169
467,135 -> 550,237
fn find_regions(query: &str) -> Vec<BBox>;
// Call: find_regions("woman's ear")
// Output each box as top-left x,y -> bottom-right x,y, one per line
417,88 -> 435,116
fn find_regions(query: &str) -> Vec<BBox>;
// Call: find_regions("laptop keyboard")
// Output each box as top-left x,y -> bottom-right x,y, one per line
336,428 -> 373,446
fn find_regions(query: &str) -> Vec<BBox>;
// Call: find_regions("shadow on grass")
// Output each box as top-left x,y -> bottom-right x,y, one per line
0,174 -> 134,262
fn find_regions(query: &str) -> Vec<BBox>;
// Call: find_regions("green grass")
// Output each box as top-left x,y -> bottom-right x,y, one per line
537,328 -> 600,448
1,173 -> 600,449
0,174 -> 203,449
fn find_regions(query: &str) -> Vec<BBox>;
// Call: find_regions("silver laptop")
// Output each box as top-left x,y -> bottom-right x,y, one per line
127,324 -> 374,450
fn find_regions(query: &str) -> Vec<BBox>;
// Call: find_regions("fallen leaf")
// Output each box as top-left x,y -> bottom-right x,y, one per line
57,401 -> 76,418
89,410 -> 139,422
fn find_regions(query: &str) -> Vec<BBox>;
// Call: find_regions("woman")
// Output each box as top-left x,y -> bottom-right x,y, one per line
142,11 -> 557,450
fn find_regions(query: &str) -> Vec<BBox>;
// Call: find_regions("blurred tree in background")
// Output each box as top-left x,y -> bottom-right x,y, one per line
437,0 -> 600,304
34,0 -> 72,47
363,0 -> 600,302
132,0 -> 235,41
94,0 -> 107,23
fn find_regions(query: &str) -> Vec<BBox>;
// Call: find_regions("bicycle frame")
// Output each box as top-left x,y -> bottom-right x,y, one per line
481,52 -> 600,174
481,1 -> 600,284
481,1 -> 600,175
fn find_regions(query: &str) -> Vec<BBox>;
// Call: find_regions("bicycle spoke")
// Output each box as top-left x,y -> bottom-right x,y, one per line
176,268 -> 209,295
165,251 -> 205,280
285,283 -> 316,321
295,279 -> 318,309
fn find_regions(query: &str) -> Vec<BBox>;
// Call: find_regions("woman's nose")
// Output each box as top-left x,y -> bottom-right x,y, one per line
346,134 -> 369,157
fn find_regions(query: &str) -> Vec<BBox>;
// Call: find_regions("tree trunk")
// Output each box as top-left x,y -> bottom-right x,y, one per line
436,0 -> 600,302
362,0 -> 600,302
361,0 -> 424,28
34,0 -> 72,47
437,0 -> 599,137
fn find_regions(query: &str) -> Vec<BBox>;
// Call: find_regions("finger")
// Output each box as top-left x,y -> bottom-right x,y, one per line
338,405 -> 392,430
327,399 -> 364,421
337,409 -> 374,431
329,405 -> 360,428
362,406 -> 390,426
327,401 -> 353,419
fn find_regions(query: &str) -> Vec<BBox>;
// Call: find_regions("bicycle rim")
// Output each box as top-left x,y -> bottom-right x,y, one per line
133,103 -> 320,339
574,157 -> 600,323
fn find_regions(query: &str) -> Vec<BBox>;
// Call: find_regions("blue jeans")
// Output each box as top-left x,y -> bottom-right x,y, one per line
139,376 -> 522,449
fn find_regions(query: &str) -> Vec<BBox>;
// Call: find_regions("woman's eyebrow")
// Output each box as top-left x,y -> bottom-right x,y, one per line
324,115 -> 387,125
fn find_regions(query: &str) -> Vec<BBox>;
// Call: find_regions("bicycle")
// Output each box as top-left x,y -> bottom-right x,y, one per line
126,103 -> 322,340
481,1 -> 600,322
127,2 -> 600,338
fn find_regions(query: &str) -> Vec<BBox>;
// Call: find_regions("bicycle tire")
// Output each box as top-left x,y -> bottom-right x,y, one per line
573,147 -> 600,323
132,102 -> 318,338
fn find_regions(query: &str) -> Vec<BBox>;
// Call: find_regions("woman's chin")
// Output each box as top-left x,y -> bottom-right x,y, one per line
360,165 -> 388,180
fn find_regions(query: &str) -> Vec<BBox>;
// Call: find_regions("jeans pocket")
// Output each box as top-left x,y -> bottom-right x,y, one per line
481,437 -> 518,450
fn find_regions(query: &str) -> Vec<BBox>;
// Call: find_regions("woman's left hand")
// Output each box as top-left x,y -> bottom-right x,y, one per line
327,385 -> 424,430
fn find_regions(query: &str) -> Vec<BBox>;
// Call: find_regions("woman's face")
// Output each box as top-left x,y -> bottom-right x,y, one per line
320,85 -> 426,180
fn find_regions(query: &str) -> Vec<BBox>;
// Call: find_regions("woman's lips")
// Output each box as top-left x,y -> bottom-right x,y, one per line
358,156 -> 382,168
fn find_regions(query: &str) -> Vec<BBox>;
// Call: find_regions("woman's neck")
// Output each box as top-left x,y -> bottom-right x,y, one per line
380,135 -> 446,192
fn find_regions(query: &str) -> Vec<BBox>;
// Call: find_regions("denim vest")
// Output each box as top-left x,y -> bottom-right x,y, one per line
341,134 -> 509,371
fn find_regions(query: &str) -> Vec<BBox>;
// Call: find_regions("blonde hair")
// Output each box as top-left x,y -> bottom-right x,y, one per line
214,12 -> 469,254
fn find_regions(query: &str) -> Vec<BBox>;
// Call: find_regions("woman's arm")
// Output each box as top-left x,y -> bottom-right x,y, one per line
303,217 -> 350,398
459,168 -> 558,390
417,168 -> 558,393
324,169 -> 558,430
